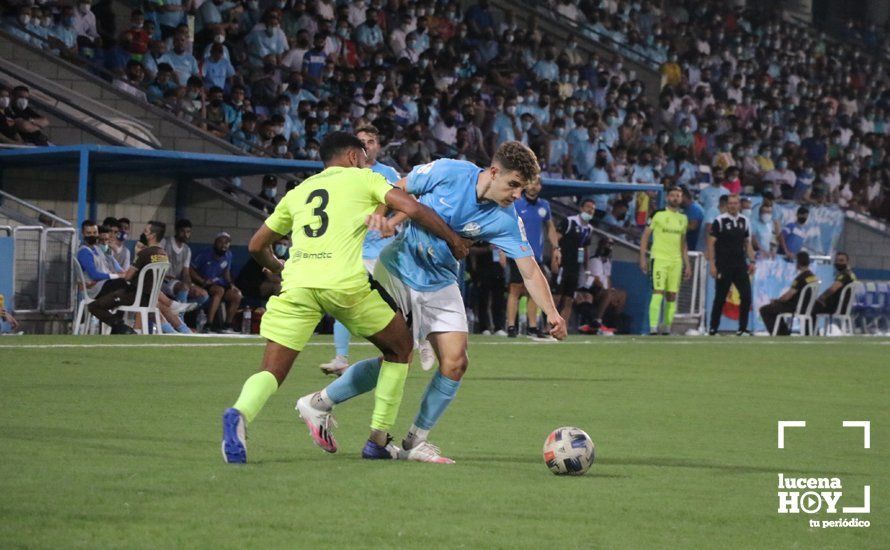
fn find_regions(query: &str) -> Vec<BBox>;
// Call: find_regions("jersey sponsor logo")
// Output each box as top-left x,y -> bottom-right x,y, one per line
291,249 -> 334,261
439,197 -> 455,209
416,161 -> 437,174
461,222 -> 481,237
150,255 -> 166,263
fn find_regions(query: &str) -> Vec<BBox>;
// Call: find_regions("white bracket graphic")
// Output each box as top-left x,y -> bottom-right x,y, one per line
842,485 -> 871,514
778,421 -> 806,449
842,421 -> 871,449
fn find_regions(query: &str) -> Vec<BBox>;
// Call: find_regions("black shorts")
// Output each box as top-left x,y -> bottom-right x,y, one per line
555,265 -> 580,296
507,258 -> 545,285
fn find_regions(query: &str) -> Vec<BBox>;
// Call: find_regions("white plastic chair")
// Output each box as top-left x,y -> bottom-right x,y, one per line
72,261 -> 95,335
774,281 -> 820,336
113,262 -> 170,335
816,282 -> 860,336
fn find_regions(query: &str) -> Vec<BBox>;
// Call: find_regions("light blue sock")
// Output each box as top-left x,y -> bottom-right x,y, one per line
333,320 -> 351,357
194,294 -> 209,306
176,290 -> 188,303
326,357 -> 381,404
413,371 -> 461,430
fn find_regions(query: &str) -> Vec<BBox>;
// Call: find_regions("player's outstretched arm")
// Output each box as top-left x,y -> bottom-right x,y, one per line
248,223 -> 286,273
383,188 -> 471,260
515,256 -> 567,340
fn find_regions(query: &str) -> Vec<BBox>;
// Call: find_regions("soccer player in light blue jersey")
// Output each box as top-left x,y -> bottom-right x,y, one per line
319,126 -> 402,376
296,141 -> 568,463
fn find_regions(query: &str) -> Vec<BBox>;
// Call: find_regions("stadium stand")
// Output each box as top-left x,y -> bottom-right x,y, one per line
0,0 -> 888,335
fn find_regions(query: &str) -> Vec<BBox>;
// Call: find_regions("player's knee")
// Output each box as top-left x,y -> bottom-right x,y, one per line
440,352 -> 468,380
192,286 -> 208,298
665,292 -> 677,301
385,336 -> 413,363
209,285 -> 223,297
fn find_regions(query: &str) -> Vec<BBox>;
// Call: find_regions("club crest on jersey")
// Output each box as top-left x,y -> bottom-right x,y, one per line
538,207 -> 547,218
461,222 -> 482,237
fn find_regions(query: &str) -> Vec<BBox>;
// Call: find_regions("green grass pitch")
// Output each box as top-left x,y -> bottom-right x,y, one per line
0,335 -> 887,548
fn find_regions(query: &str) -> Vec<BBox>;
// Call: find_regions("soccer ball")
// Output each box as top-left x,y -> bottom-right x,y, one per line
543,427 -> 595,475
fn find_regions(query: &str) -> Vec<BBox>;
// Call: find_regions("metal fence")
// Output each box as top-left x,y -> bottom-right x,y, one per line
674,251 -> 707,332
12,226 -> 76,314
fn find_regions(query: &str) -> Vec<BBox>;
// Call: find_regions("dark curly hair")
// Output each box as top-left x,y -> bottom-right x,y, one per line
493,141 -> 540,186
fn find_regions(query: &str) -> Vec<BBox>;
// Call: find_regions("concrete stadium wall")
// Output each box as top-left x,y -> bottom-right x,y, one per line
837,217 -> 890,279
0,169 -> 264,247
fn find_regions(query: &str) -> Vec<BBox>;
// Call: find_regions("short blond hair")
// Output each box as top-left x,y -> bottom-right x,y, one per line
493,141 -> 540,186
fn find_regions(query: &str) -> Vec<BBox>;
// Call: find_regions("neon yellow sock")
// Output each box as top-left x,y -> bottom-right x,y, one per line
232,371 -> 279,423
664,300 -> 677,328
370,360 -> 409,432
648,294 -> 662,331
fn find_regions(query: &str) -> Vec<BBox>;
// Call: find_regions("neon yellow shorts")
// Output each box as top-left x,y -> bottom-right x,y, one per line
260,283 -> 396,352
650,258 -> 682,294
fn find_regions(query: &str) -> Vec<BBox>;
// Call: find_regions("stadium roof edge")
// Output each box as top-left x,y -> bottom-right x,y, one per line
0,145 -> 324,229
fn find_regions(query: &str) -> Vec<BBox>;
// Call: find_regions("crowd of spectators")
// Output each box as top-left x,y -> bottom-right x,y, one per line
3,0 -> 887,230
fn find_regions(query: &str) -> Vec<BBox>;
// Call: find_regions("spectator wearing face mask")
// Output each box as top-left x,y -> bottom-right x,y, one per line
778,206 -> 810,261
246,12 -> 287,68
249,175 -> 280,215
763,156 -> 796,199
551,199 -> 595,328
812,252 -> 857,317
545,121 -> 570,178
3,6 -> 38,45
750,200 -> 777,259
102,216 -> 131,269
0,86 -> 23,145
72,1 -> 99,42
9,86 -> 49,146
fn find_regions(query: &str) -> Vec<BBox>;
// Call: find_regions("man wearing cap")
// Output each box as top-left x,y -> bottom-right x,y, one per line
190,232 -> 243,332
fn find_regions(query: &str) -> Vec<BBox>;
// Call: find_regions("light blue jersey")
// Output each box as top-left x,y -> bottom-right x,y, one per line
362,161 -> 401,260
379,159 -> 532,291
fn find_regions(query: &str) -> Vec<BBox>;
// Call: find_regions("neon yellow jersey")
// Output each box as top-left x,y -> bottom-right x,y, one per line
264,167 -> 393,290
648,208 -> 687,262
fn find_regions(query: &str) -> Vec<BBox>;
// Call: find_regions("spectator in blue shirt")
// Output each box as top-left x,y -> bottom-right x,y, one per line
190,232 -> 242,333
778,206 -> 809,261
201,43 -> 235,91
231,112 -> 259,153
681,187 -> 704,251
302,34 -> 328,88
245,11 -> 287,68
354,8 -> 384,54
159,32 -> 198,86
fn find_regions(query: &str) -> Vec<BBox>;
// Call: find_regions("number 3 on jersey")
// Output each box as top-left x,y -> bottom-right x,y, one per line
303,189 -> 329,237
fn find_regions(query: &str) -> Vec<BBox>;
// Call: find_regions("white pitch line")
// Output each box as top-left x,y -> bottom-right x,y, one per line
0,339 -> 888,350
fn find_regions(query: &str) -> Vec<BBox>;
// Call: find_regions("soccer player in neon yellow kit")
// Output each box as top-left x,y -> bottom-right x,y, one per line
221,133 -> 470,463
639,186 -> 691,335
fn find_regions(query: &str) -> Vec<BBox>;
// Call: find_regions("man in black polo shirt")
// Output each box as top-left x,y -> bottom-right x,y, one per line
812,252 -> 857,315
707,194 -> 756,335
759,251 -> 820,336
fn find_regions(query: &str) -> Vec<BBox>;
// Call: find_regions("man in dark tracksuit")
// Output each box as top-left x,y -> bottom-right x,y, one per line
707,194 -> 756,335
760,251 -> 820,335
